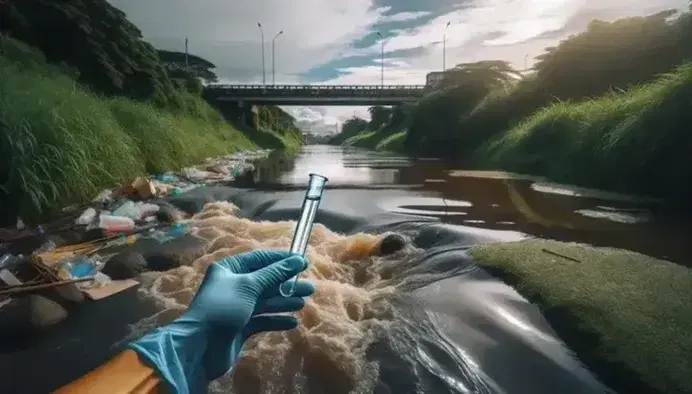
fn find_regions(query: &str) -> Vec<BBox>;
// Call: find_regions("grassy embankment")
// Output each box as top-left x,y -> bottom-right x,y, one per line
343,129 -> 407,152
340,62 -> 692,201
0,37 -> 265,222
469,240 -> 692,394
478,63 -> 692,199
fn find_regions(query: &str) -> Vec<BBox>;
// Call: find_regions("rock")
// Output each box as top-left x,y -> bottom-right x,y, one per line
144,253 -> 182,272
101,251 -> 149,280
30,295 -> 68,327
378,233 -> 407,256
83,228 -> 107,242
155,203 -> 187,223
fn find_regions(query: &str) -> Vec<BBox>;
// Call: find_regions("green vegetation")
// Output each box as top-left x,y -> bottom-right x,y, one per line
332,6 -> 692,201
330,105 -> 410,152
0,0 -> 301,223
0,36 -> 253,222
482,63 -> 692,197
469,240 -> 692,394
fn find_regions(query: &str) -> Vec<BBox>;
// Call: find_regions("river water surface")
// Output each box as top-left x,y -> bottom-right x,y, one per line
247,145 -> 690,264
132,144 -> 690,394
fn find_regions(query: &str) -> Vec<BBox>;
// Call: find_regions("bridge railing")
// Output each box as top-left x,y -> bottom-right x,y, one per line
203,84 -> 427,99
205,84 -> 426,90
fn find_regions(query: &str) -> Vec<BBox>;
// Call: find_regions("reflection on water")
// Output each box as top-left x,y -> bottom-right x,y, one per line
247,145 -> 691,264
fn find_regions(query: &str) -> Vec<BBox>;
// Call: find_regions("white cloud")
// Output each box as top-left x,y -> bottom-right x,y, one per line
379,11 -> 433,23
109,0 -> 386,83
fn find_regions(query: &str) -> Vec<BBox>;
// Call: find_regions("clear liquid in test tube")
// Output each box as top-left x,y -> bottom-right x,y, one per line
279,173 -> 328,297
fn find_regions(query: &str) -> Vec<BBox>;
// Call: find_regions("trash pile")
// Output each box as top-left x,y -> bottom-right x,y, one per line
0,149 -> 272,326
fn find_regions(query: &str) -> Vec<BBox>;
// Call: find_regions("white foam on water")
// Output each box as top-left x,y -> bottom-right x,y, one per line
130,201 -> 416,394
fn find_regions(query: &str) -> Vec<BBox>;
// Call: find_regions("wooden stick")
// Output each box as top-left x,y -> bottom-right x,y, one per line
541,248 -> 581,263
0,277 -> 94,296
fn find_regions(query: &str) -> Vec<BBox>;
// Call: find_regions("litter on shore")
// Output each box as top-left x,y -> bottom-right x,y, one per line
0,149 -> 272,327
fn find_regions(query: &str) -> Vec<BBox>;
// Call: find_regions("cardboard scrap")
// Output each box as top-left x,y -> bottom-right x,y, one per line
83,279 -> 139,300
132,177 -> 156,199
114,177 -> 158,199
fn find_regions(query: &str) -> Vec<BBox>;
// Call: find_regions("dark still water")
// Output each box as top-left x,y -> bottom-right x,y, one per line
244,144 -> 691,264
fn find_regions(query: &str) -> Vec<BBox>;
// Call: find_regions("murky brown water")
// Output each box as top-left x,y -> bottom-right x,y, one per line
247,144 -> 691,265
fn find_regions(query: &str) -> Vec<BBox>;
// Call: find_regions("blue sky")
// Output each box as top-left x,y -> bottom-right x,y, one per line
110,0 -> 687,134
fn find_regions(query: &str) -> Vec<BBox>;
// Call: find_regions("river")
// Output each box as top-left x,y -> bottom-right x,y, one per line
8,144 -> 688,394
246,144 -> 691,265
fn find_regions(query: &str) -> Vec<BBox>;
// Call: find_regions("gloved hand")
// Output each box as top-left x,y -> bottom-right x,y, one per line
128,250 -> 315,394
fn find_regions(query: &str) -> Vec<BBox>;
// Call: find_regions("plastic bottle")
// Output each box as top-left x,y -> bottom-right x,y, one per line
98,215 -> 135,232
0,254 -> 22,270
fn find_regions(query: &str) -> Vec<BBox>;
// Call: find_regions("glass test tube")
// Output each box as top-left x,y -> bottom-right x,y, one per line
279,173 -> 328,297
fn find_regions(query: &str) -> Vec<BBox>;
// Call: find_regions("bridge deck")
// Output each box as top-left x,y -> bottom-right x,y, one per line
204,84 -> 427,105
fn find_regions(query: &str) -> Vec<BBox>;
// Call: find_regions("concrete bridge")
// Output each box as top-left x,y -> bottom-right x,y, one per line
203,84 -> 427,106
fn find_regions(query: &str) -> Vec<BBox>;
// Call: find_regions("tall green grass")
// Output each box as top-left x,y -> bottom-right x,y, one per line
480,63 -> 692,199
0,45 -> 254,222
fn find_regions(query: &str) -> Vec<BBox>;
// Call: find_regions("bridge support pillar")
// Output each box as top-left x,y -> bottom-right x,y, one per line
239,100 -> 256,129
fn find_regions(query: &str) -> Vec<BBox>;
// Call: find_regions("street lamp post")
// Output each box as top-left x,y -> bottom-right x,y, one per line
272,30 -> 283,85
443,21 -> 450,71
376,32 -> 384,88
257,22 -> 266,87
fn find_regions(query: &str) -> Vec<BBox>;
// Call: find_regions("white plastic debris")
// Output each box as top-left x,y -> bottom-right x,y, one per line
76,207 -> 97,225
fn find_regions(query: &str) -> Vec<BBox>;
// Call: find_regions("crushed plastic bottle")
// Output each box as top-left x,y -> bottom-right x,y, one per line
111,200 -> 141,220
76,207 -> 97,225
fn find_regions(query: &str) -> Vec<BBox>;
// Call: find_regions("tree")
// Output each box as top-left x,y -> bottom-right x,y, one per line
329,116 -> 368,144
404,61 -> 521,156
157,49 -> 218,83
441,60 -> 521,90
0,0 -> 181,107
386,105 -> 408,130
531,10 -> 683,100
367,106 -> 391,130
342,117 -> 369,134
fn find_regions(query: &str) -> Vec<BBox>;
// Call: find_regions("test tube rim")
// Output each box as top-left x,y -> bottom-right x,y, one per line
308,173 -> 329,183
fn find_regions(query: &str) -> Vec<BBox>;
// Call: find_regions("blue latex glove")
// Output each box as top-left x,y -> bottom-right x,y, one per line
128,250 -> 315,394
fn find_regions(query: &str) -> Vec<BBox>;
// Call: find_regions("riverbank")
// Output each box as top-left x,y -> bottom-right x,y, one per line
469,240 -> 692,394
0,37 -> 298,224
333,61 -> 692,202
331,9 -> 692,203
